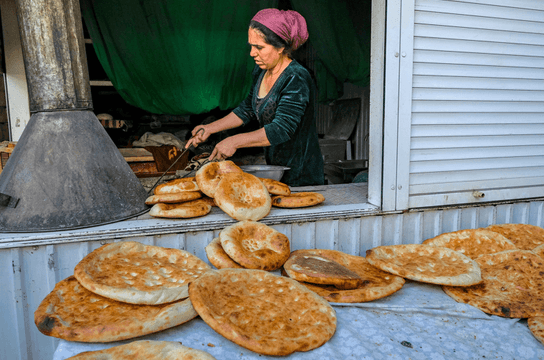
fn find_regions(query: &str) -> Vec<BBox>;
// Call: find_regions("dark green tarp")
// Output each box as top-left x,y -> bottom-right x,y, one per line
81,0 -> 370,114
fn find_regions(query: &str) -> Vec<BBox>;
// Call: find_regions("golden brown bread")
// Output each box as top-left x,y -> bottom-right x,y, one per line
149,199 -> 212,219
283,249 -> 405,303
485,223 -> 544,250
188,269 -> 337,356
366,244 -> 482,286
74,241 -> 211,305
213,173 -> 271,221
259,177 -> 291,196
195,160 -> 243,197
145,191 -> 202,205
205,237 -> 243,269
219,220 -> 290,271
528,317 -> 544,346
34,277 -> 197,342
443,250 -> 544,318
422,229 -> 517,259
154,177 -> 199,195
271,192 -> 325,208
283,250 -> 362,289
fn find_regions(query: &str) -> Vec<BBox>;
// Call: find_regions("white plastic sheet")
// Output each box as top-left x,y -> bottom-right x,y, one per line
53,281 -> 544,359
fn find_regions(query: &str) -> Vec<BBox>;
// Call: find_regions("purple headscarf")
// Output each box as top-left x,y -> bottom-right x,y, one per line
251,9 -> 309,50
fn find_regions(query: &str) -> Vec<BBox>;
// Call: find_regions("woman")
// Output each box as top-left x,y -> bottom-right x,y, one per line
186,8 -> 324,187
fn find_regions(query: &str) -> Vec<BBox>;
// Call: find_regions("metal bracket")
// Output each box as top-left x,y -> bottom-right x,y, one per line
0,193 -> 19,208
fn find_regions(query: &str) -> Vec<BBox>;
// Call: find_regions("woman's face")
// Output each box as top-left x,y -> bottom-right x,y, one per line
248,28 -> 284,70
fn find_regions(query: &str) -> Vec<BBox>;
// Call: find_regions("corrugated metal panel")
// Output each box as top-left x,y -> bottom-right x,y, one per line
2,199 -> 543,360
396,0 -> 544,209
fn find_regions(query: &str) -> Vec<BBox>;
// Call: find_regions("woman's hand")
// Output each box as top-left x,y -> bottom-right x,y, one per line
209,137 -> 238,161
185,125 -> 210,149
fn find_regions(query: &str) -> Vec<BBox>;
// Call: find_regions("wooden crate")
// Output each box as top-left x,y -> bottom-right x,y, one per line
0,141 -> 16,174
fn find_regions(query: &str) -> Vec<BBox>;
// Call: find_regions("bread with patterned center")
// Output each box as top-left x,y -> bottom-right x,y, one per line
154,177 -> 199,195
366,244 -> 482,286
485,223 -> 544,250
283,249 -> 362,289
443,250 -> 544,318
259,177 -> 291,196
145,191 -> 202,205
34,276 -> 197,342
214,173 -> 271,221
528,317 -> 544,346
205,237 -> 243,269
195,160 -> 243,197
188,269 -> 337,356
284,250 -> 405,303
219,220 -> 290,271
65,340 -> 216,359
74,241 -> 211,305
422,229 -> 517,259
149,199 -> 211,219
271,192 -> 324,208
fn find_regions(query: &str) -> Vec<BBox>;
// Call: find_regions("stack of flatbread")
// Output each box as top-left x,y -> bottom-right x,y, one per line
188,268 -> 337,356
205,220 -> 290,271
281,249 -> 405,303
147,176 -> 214,219
34,241 -> 211,342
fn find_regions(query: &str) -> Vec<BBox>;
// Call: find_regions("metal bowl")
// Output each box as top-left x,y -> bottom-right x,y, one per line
240,165 -> 290,181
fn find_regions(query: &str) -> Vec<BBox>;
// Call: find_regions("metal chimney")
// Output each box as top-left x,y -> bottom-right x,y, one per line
0,0 -> 149,232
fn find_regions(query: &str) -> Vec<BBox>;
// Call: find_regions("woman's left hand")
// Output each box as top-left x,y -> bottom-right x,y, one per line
209,137 -> 238,161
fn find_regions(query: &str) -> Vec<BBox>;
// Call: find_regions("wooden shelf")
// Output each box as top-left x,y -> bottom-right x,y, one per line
90,80 -> 113,87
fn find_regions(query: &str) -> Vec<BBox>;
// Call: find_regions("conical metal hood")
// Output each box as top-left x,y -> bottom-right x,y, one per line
0,111 -> 149,232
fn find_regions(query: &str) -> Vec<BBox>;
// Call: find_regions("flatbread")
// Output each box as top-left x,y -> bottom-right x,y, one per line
195,160 -> 243,197
154,177 -> 199,195
528,317 -> 544,346
74,241 -> 211,305
271,192 -> 325,208
145,191 -> 202,205
532,243 -> 544,259
485,223 -> 544,250
214,173 -> 271,221
365,244 -> 482,286
205,237 -> 243,269
66,340 -> 216,359
283,250 -> 362,289
219,220 -> 290,271
34,276 -> 197,342
443,250 -> 544,318
149,199 -> 211,219
422,229 -> 517,259
259,177 -> 291,196
284,249 -> 405,302
188,269 -> 337,356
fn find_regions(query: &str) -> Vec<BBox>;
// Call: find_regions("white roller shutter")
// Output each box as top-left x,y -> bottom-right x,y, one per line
392,0 -> 544,209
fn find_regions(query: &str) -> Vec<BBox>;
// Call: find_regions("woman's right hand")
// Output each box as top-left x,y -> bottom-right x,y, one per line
185,125 -> 210,149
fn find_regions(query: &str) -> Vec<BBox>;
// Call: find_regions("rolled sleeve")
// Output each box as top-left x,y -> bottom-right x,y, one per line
264,75 -> 310,146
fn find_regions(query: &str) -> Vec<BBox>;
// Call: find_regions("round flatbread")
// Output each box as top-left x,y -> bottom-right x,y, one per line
532,243 -> 544,259
200,196 -> 217,207
283,250 -> 362,289
366,244 -> 482,286
283,249 -> 405,303
66,340 -> 216,359
188,269 -> 337,356
145,191 -> 202,205
422,229 -> 517,259
74,241 -> 211,305
205,237 -> 243,269
195,160 -> 243,197
271,192 -> 325,208
443,250 -> 544,318
149,199 -> 212,219
259,177 -> 291,196
154,177 -> 199,195
214,173 -> 271,221
34,276 -> 197,342
219,220 -> 290,271
528,317 -> 544,346
485,223 -> 544,250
